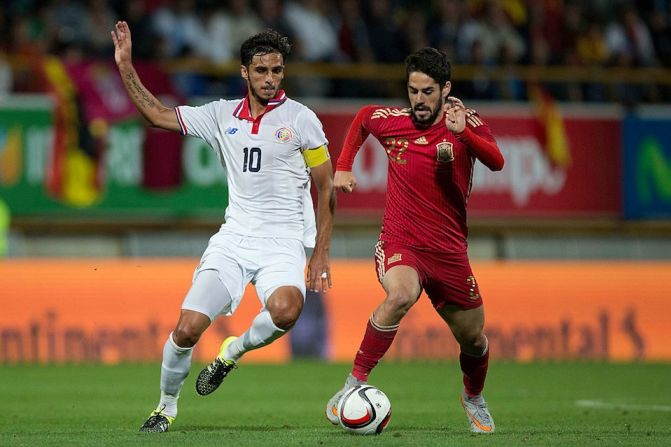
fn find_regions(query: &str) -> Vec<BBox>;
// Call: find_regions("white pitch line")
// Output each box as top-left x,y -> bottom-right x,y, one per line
576,400 -> 671,412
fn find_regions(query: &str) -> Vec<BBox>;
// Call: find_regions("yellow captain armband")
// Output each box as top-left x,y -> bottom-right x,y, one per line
302,145 -> 331,168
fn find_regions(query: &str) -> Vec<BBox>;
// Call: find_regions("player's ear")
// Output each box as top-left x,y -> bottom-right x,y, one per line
442,81 -> 452,99
240,65 -> 249,81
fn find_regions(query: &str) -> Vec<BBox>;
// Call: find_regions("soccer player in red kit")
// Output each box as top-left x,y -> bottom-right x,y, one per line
325,47 -> 504,433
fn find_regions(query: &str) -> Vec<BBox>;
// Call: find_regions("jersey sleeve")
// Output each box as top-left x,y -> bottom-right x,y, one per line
456,109 -> 504,171
296,107 -> 328,150
174,101 -> 220,143
335,105 -> 376,171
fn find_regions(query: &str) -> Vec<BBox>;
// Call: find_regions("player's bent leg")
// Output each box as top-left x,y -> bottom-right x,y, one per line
325,374 -> 366,425
438,305 -> 494,433
196,287 -> 303,396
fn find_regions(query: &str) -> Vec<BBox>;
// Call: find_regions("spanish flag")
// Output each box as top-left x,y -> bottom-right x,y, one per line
528,84 -> 571,168
42,56 -> 101,207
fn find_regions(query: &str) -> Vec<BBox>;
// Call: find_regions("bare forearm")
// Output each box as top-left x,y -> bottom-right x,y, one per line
117,63 -> 179,131
314,186 -> 335,254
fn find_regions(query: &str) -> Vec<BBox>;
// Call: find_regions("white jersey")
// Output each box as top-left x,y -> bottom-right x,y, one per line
175,92 -> 327,247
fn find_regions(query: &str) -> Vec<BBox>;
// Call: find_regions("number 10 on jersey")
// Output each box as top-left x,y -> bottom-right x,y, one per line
243,147 -> 262,172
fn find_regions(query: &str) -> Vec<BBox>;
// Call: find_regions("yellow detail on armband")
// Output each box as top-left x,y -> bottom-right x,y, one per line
303,145 -> 330,168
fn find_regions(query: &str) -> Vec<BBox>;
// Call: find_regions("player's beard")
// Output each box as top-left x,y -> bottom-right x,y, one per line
411,102 -> 442,128
250,83 -> 277,106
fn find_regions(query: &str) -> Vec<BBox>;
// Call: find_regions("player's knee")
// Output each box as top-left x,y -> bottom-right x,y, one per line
458,331 -> 487,355
385,287 -> 419,313
172,324 -> 203,348
268,300 -> 303,330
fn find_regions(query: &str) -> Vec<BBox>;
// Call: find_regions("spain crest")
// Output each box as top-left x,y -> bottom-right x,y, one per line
436,141 -> 454,163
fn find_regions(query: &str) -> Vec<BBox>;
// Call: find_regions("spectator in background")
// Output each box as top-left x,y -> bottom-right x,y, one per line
45,0 -> 91,50
285,0 -> 338,95
605,6 -> 659,104
334,0 -> 372,63
403,8 -> 431,54
331,0 -> 374,97
255,0 -> 295,45
427,0 -> 463,58
0,52 -> 11,98
86,0 -> 118,57
285,0 -> 338,62
225,0 -> 263,59
8,11 -> 49,93
151,0 -> 211,96
605,5 -> 658,67
203,4 -> 235,64
365,0 -> 407,63
645,4 -> 671,67
151,0 -> 210,59
119,0 -> 159,60
459,1 -> 525,66
576,20 -> 608,101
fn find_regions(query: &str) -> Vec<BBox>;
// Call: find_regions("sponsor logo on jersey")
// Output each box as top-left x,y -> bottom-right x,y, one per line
225,127 -> 238,134
414,136 -> 428,145
275,127 -> 293,143
387,253 -> 403,265
436,141 -> 454,163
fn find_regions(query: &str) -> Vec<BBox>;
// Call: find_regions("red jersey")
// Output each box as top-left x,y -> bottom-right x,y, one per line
337,105 -> 503,253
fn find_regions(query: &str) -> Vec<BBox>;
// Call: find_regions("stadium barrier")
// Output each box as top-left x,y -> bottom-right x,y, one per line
1,259 -> 669,364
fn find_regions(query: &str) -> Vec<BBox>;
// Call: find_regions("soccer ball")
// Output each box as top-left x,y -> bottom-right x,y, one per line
338,385 -> 392,435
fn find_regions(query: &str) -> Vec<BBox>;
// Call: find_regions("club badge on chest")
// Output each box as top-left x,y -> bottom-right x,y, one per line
436,141 -> 454,163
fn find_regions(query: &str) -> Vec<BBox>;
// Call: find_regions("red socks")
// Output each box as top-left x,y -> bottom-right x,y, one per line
351,316 -> 399,381
460,347 -> 490,397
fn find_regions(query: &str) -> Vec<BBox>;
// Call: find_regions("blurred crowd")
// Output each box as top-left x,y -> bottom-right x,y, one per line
1,0 -> 671,103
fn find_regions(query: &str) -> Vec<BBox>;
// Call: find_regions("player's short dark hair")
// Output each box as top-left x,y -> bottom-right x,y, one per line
240,29 -> 291,66
404,47 -> 452,87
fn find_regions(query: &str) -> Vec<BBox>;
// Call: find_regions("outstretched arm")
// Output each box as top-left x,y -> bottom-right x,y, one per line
111,21 -> 180,132
306,158 -> 336,293
334,106 -> 372,193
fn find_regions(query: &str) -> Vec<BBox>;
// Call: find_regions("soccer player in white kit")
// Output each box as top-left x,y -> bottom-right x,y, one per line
112,22 -> 335,433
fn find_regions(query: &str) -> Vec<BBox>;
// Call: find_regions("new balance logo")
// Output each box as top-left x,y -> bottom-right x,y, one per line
414,136 -> 428,145
225,127 -> 238,134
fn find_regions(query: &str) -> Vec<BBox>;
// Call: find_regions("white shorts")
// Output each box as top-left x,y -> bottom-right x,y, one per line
183,229 -> 307,318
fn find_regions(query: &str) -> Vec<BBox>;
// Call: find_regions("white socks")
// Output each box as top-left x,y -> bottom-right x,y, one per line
159,333 -> 193,417
225,310 -> 285,361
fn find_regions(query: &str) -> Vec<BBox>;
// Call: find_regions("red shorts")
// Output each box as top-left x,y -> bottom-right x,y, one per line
374,240 -> 483,310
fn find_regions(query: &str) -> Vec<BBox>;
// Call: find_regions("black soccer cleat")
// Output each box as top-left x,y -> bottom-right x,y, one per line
196,357 -> 237,396
139,407 -> 174,433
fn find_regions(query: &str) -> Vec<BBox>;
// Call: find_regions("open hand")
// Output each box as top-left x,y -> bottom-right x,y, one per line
111,21 -> 132,67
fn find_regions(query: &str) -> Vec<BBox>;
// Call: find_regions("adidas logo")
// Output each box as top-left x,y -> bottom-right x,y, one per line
414,136 -> 428,145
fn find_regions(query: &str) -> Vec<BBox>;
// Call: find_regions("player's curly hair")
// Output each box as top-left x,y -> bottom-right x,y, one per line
405,47 -> 452,87
240,29 -> 291,66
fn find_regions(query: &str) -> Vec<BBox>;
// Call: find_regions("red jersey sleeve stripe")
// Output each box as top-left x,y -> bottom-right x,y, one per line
174,107 -> 188,135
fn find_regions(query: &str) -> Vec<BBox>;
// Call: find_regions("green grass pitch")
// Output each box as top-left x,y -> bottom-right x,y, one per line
1,361 -> 670,446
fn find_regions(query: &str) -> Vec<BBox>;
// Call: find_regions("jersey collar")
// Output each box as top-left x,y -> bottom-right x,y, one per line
233,89 -> 287,122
